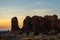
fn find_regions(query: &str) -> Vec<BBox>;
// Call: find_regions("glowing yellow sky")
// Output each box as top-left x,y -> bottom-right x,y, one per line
0,18 -> 24,30
0,19 -> 10,27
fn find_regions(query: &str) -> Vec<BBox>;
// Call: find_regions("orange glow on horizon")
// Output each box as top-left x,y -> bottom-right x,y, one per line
0,19 -> 11,27
0,18 -> 23,30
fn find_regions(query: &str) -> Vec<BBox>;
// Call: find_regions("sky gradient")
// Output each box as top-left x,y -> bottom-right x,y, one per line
0,0 -> 60,30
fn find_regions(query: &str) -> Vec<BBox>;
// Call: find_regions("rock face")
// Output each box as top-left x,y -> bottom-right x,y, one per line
44,15 -> 58,33
50,15 -> 58,33
56,19 -> 60,33
11,15 -> 60,33
22,16 -> 32,32
22,15 -> 60,33
31,16 -> 40,32
11,17 -> 20,31
31,16 -> 45,32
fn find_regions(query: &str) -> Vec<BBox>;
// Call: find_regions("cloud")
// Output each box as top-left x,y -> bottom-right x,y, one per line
0,7 -> 60,19
17,8 -> 60,17
35,1 -> 45,5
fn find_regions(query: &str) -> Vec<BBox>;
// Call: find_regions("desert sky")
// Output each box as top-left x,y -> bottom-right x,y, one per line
0,0 -> 60,30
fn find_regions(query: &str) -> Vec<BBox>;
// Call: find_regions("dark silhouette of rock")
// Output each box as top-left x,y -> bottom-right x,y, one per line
44,15 -> 51,33
50,15 -> 58,32
31,15 -> 40,32
11,17 -> 20,31
22,16 -> 32,32
44,15 -> 58,34
21,15 -> 60,34
56,19 -> 60,33
10,15 -> 60,34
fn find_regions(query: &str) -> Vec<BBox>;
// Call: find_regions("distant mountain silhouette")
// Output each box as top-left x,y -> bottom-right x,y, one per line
11,15 -> 60,34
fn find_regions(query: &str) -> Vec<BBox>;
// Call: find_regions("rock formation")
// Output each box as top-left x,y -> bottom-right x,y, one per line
56,19 -> 60,33
22,15 -> 60,33
44,15 -> 58,33
31,16 -> 40,32
11,17 -> 20,31
11,15 -> 60,33
50,15 -> 58,33
22,16 -> 32,32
